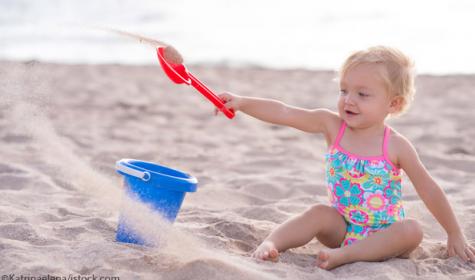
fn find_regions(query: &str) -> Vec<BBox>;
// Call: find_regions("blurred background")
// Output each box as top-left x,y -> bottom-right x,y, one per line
1,0 -> 475,74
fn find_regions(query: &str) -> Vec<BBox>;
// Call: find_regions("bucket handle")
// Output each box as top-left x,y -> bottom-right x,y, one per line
116,161 -> 151,181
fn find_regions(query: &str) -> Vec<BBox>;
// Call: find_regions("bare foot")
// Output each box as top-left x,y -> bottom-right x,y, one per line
315,249 -> 346,270
252,240 -> 279,262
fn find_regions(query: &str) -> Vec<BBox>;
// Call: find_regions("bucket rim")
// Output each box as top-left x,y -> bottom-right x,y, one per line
116,159 -> 198,192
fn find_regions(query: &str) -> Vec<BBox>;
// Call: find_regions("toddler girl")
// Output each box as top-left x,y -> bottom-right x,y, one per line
216,46 -> 474,270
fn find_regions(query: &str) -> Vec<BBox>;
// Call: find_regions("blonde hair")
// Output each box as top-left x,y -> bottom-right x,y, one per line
339,46 -> 416,116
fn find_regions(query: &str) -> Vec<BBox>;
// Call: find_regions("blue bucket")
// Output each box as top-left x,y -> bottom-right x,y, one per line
115,159 -> 198,245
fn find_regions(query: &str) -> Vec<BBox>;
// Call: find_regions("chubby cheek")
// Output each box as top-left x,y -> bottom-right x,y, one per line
336,97 -> 345,111
361,102 -> 387,119
336,103 -> 345,117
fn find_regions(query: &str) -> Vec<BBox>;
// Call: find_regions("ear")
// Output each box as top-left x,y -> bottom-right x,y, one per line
388,95 -> 404,114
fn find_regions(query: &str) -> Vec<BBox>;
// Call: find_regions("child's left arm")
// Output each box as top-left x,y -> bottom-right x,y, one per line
398,137 -> 475,263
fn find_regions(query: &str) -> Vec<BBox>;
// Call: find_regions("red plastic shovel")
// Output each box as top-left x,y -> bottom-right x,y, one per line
156,47 -> 235,119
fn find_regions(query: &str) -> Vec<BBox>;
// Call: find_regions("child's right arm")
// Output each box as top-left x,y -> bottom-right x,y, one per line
217,92 -> 336,135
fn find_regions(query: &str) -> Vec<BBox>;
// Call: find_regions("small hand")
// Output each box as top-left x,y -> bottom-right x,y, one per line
214,92 -> 241,116
447,232 -> 475,263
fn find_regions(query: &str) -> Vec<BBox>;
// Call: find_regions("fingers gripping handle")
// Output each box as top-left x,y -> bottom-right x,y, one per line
188,73 -> 235,119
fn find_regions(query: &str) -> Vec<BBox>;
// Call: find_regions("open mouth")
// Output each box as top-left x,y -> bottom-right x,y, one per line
345,110 -> 359,116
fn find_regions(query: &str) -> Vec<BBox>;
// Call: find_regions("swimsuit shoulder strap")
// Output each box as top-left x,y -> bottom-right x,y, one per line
382,126 -> 400,171
332,121 -> 347,149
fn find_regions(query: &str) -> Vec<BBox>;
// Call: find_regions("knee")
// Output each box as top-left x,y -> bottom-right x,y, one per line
303,204 -> 333,219
399,219 -> 423,245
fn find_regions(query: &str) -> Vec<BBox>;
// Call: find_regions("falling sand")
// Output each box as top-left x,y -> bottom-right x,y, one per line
0,62 -> 271,279
103,28 -> 184,64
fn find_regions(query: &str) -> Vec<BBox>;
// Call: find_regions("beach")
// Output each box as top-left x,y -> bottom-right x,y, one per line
0,60 -> 474,279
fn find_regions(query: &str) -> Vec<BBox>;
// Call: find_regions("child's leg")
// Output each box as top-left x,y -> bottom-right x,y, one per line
252,204 -> 347,261
316,219 -> 423,270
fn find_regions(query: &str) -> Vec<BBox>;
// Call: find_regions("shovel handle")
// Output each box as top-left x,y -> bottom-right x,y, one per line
188,73 -> 235,119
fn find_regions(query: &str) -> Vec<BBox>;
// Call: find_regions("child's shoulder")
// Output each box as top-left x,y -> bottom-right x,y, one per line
387,127 -> 418,167
320,109 -> 341,126
387,127 -> 414,150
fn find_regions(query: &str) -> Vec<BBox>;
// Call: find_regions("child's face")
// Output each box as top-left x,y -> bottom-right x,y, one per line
338,63 -> 397,128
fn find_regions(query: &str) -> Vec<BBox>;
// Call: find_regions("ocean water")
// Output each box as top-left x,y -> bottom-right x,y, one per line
1,0 -> 475,74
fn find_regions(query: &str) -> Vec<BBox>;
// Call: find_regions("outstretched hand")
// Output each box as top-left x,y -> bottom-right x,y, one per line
447,231 -> 475,263
214,92 -> 241,116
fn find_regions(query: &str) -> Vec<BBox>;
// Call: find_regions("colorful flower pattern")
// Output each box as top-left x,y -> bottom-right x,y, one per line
334,180 -> 363,207
325,145 -> 405,247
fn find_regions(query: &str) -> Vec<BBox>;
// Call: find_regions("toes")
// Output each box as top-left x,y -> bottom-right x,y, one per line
318,260 -> 329,269
316,251 -> 330,269
268,249 -> 279,262
318,251 -> 329,261
252,250 -> 267,260
252,248 -> 279,261
252,241 -> 280,262
262,251 -> 269,260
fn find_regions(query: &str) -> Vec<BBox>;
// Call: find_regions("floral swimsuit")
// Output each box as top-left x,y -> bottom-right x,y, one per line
325,121 -> 405,246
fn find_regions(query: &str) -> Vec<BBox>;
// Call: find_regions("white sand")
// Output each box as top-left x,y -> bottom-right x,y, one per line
0,61 -> 474,279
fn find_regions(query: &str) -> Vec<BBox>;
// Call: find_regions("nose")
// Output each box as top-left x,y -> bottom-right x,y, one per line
344,93 -> 355,105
